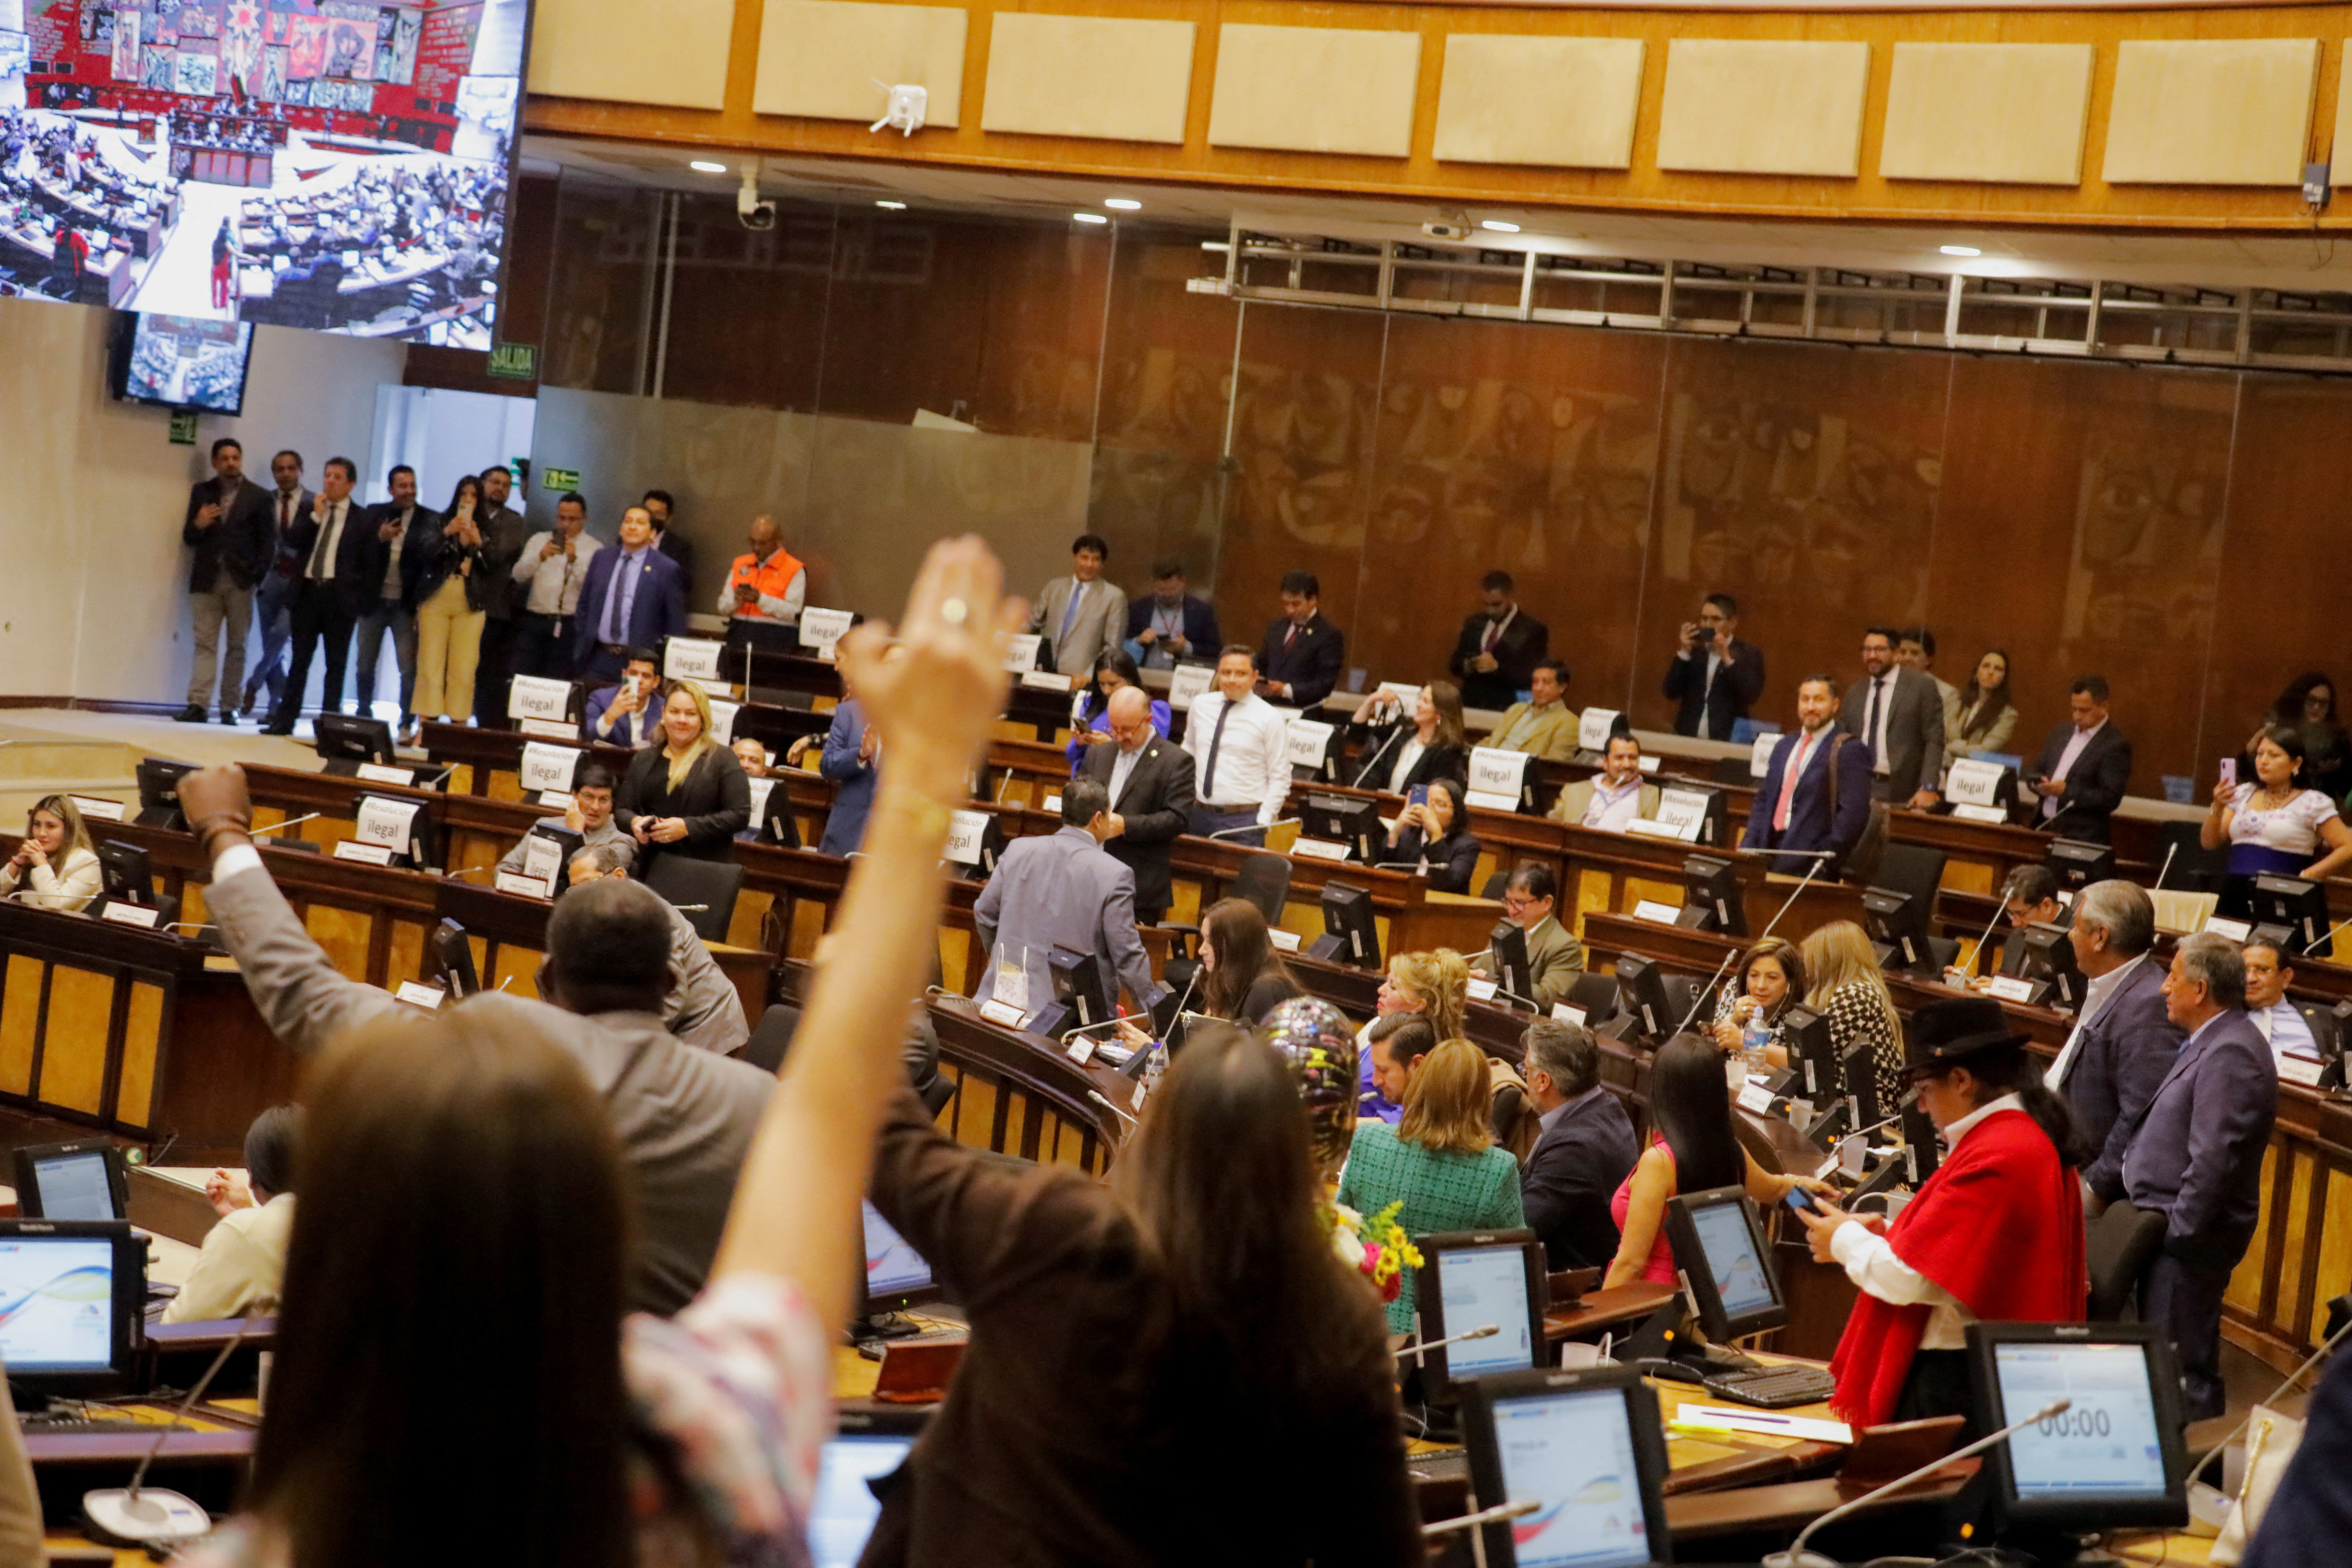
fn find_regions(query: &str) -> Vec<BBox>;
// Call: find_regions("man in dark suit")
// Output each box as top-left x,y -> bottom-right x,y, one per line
1256,570 -> 1344,710
2113,933 -> 2277,1420
240,449 -> 314,721
2031,675 -> 2132,843
644,489 -> 694,602
1080,686 -> 1194,927
1517,1019 -> 1638,1271
2054,880 -> 2183,1199
1662,591 -> 1765,740
583,650 -> 665,748
263,456 -> 378,735
1841,626 -> 1944,807
352,464 -> 437,741
471,464 -> 531,726
1448,570 -> 1551,713
180,436 -> 276,723
575,506 -> 688,684
1123,560 -> 1221,672
1740,676 -> 1873,875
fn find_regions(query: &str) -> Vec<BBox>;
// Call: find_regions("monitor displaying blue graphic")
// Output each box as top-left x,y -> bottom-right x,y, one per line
1691,1197 -> 1773,1317
1439,1243 -> 1538,1378
808,1433 -> 916,1568
863,1200 -> 930,1299
0,1236 -> 117,1373
1490,1388 -> 1655,1568
1995,1342 -> 2169,1500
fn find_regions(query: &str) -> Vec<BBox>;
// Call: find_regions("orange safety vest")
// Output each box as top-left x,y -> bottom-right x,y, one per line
726,545 -> 804,618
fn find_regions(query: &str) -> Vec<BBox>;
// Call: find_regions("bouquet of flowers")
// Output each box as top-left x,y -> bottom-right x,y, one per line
1327,1199 -> 1422,1305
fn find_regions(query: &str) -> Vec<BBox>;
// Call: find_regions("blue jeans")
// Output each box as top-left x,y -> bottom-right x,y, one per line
242,575 -> 296,711
1188,806 -> 1264,847
352,598 -> 417,723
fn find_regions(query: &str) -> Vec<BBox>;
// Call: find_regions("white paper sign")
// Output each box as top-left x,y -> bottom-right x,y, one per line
978,998 -> 1029,1029
2204,916 -> 2254,942
1625,819 -> 1684,840
1167,664 -> 1215,712
1735,1081 -> 1778,1116
664,638 -> 725,685
1750,732 -> 1782,779
1293,838 -> 1350,862
705,698 -> 740,746
1019,669 -> 1075,693
799,607 -> 854,661
1987,975 -> 2036,1003
68,794 -> 126,822
1578,708 -> 1621,752
353,797 -> 420,856
520,742 -> 582,795
943,809 -> 991,867
508,674 -> 571,723
1638,755 -> 1661,773
1633,899 -> 1681,924
1003,633 -> 1043,673
1467,977 -> 1500,1002
395,980 -> 446,1009
1469,747 -> 1531,800
101,902 -> 161,928
1285,719 -> 1336,771
1953,803 -> 2011,825
1066,1038 -> 1097,1066
332,839 -> 394,865
2281,1053 -> 2328,1087
520,717 -> 578,741
746,776 -> 777,830
522,833 -> 564,885
1655,788 -> 1713,843
1551,1002 -> 1587,1026
355,763 -> 413,786
1945,759 -> 2009,809
1268,929 -> 1302,953
495,870 -> 553,899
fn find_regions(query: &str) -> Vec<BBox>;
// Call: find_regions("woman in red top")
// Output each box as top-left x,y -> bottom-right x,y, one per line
1798,996 -> 2088,1429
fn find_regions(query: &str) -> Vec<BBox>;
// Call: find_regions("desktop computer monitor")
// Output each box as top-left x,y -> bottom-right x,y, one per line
1302,793 -> 1382,863
1612,956 -> 1675,1045
0,1220 -> 145,1401
313,715 -> 398,775
2251,873 -> 2331,958
12,1142 -> 128,1223
2019,923 -> 2086,1012
1042,948 -> 1111,1038
1778,1003 -> 1839,1105
431,919 -> 480,999
1965,1321 -> 2189,1537
1486,921 -> 1535,1011
96,842 -> 159,907
1409,1229 -> 1548,1397
1862,884 -> 1942,976
1316,883 -> 1382,971
1677,855 -> 1746,936
2044,839 -> 2115,894
134,758 -> 196,830
1661,1187 -> 1787,1344
1899,1090 -> 1943,1187
811,1406 -> 933,1568
1457,1364 -> 1674,1568
861,1199 -> 943,1320
1842,1039 -> 1885,1135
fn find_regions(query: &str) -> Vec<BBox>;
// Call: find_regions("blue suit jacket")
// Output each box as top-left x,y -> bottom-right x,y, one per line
816,700 -> 878,857
1123,594 -> 1221,661
2066,956 -> 2186,1200
2120,1010 -> 2277,1269
573,544 -> 686,663
1739,729 -> 1872,875
583,684 -> 661,748
1519,1087 -> 1640,1271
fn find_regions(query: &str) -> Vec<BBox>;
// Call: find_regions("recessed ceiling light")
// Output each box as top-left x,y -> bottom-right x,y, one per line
1940,245 -> 1982,257
1480,220 -> 1521,233
688,160 -> 727,174
1073,212 -> 1109,224
875,200 -> 906,210
1105,198 -> 1141,211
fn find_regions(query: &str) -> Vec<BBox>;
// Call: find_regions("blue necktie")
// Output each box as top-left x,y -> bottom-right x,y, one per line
1059,580 -> 1086,645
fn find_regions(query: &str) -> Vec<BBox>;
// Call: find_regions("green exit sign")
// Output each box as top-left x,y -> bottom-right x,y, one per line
486,341 -> 537,380
168,410 -> 198,445
541,467 -> 581,491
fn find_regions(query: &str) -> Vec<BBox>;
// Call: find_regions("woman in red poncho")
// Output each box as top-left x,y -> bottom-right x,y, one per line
1794,996 -> 2088,1430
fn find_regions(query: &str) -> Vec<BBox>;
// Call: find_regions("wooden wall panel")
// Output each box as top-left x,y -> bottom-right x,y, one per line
1655,40 -> 1870,177
118,981 -> 163,1130
0,957 -> 42,1097
752,0 -> 968,126
2102,38 -> 2319,186
529,0 -> 736,109
982,13 -> 1195,144
1433,35 -> 1644,169
1880,43 -> 2094,185
39,968 -> 113,1117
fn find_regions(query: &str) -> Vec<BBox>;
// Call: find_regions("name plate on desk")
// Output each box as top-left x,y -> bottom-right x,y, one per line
1578,708 -> 1620,752
1167,664 -> 1214,711
1467,747 -> 1530,813
1040,794 -> 1061,816
1292,837 -> 1350,863
2205,916 -> 2254,942
1551,1002 -> 1586,1026
100,902 -> 161,929
495,870 -> 553,899
800,607 -> 853,661
394,980 -> 445,1009
1638,756 -> 1661,773
1945,758 -> 2009,809
1633,899 -> 1681,924
1066,1038 -> 1096,1066
508,674 -> 571,723
1019,669 -> 1075,693
332,839 -> 395,865
1735,1081 -> 1778,1116
1951,803 -> 2010,825
1467,977 -> 1500,1002
68,794 -> 125,822
519,718 -> 577,741
664,637 -> 726,685
520,742 -> 583,795
978,998 -> 1029,1029
1986,975 -> 2036,1004
1003,633 -> 1043,674
1268,930 -> 1301,953
355,762 -> 414,786
1624,818 -> 1683,841
2281,1052 -> 2328,1087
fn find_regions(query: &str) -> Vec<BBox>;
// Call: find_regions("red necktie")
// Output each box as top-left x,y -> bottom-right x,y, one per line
1283,623 -> 1299,653
1482,617 -> 1501,654
1775,733 -> 1816,832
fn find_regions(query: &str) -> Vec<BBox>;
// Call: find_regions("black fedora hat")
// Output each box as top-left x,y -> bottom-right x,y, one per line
1904,995 -> 2028,1073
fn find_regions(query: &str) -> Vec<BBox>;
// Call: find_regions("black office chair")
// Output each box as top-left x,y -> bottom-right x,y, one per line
1874,842 -> 1947,906
2087,1200 -> 2169,1323
743,1003 -> 797,1074
1568,971 -> 1619,1024
2150,821 -> 2230,894
1235,852 -> 1293,927
643,856 -> 745,943
1479,869 -> 1510,901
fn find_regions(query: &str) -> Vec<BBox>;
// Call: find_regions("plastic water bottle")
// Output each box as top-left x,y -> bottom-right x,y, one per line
1741,1012 -> 1770,1073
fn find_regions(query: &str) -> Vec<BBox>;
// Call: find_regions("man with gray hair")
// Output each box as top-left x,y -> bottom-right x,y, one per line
2111,933 -> 2276,1420
2051,879 -> 2183,1197
1516,1019 -> 1638,1271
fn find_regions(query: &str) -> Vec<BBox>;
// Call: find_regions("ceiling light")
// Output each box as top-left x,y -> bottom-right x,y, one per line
1073,212 -> 1109,224
1480,220 -> 1521,233
875,200 -> 906,210
1939,245 -> 1982,257
1105,198 -> 1141,211
688,160 -> 727,174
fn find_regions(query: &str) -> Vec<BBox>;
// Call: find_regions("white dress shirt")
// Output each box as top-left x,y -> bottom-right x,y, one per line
1863,672 -> 1895,776
306,499 -> 349,580
2252,998 -> 2320,1065
1583,777 -> 1647,833
2047,951 -> 2147,1090
1182,691 -> 1289,826
1386,735 -> 1426,794
1827,1092 -> 2024,1349
2042,721 -> 2106,819
511,530 -> 603,615
1108,739 -> 1146,805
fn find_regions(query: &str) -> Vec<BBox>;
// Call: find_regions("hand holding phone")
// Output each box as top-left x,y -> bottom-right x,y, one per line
1783,1187 -> 1823,1217
1407,784 -> 1430,810
2218,756 -> 2238,789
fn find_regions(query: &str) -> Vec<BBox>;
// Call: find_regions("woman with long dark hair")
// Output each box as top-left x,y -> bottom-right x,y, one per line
1065,647 -> 1168,773
1946,648 -> 2016,757
1798,997 -> 2088,1429
1381,776 -> 1481,893
2202,724 -> 2352,892
1344,680 -> 1470,793
1604,1034 -> 1829,1289
2265,671 -> 2351,802
1197,896 -> 1299,1024
861,1021 -> 1422,1564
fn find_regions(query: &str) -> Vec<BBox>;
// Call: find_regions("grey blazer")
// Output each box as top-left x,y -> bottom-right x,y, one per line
2064,955 -> 2186,1201
204,862 -> 774,1316
2121,1010 -> 2278,1269
972,825 -> 1163,1019
1030,576 -> 1125,678
1841,667 -> 1946,799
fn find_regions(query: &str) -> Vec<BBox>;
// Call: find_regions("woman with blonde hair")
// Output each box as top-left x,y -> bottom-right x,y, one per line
614,680 -> 750,867
1359,949 -> 1471,1122
2,795 -> 101,911
1337,1038 -> 1525,1333
1800,920 -> 1907,1114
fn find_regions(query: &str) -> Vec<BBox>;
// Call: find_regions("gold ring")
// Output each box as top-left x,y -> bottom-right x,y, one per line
940,597 -> 969,626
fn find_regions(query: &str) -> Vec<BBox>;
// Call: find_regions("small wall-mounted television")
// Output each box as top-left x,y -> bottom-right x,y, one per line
107,312 -> 254,414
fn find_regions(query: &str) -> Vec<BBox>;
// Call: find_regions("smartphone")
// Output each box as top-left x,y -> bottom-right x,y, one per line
2219,757 -> 2237,789
1407,785 -> 1430,809
1782,1187 -> 1822,1217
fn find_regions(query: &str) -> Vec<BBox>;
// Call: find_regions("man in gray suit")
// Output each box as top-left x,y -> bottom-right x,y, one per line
1029,532 -> 1123,678
972,777 -> 1164,1023
177,763 -> 772,1317
2054,880 -> 2184,1199
2114,933 -> 2277,1420
1841,626 -> 1944,807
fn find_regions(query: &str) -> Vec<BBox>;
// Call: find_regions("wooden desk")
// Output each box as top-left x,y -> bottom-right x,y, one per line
1545,1282 -> 1675,1343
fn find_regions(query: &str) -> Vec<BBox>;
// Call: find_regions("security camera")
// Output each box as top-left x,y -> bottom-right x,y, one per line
1421,221 -> 1473,242
737,169 -> 775,231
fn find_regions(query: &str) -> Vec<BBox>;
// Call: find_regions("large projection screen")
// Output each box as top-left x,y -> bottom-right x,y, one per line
9,0 -> 530,347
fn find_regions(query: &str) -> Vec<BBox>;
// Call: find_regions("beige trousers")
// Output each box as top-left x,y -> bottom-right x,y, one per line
411,575 -> 485,723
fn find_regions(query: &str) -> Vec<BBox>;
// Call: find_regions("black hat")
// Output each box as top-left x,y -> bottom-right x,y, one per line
1904,996 -> 2028,1073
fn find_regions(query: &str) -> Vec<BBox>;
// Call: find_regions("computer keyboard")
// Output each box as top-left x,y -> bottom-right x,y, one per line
15,1416 -> 121,1434
1699,1363 -> 1838,1410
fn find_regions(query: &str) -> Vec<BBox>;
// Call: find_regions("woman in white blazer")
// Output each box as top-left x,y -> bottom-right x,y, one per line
2,794 -> 102,912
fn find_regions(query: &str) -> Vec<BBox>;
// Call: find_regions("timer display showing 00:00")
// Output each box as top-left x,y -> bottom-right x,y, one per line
2037,1408 -> 2113,1440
